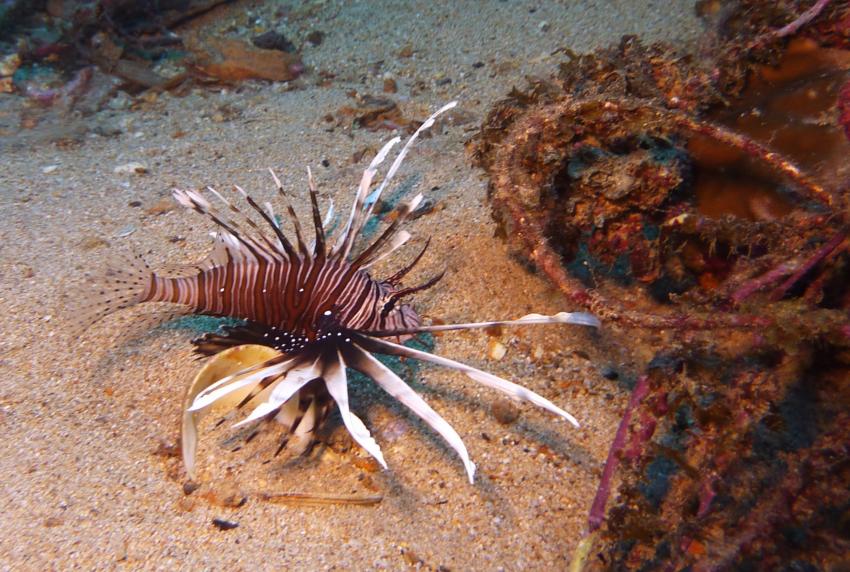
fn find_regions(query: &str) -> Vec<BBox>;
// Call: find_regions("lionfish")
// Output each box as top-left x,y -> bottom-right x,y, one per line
81,102 -> 599,483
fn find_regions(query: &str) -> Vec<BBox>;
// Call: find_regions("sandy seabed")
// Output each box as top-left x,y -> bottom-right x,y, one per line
0,1 -> 702,570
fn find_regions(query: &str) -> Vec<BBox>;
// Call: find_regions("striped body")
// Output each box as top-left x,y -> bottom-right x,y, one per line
145,256 -> 420,348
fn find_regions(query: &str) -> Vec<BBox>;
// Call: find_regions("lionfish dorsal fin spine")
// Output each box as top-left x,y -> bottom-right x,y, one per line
385,236 -> 431,284
332,137 -> 399,260
351,193 -> 423,268
332,101 -> 456,263
204,186 -> 281,264
306,167 -> 327,259
173,189 -> 270,263
360,101 -> 457,229
358,230 -> 411,270
268,168 -> 311,256
233,184 -> 297,260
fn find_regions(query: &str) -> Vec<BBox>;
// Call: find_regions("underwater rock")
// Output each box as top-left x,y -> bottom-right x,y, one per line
191,38 -> 303,83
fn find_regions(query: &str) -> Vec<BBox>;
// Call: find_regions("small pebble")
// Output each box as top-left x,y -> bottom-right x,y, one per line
115,225 -> 136,238
409,197 -> 436,220
41,165 -> 59,174
113,162 -> 148,175
487,339 -> 507,360
43,516 -> 64,528
491,398 -> 520,425
212,518 -> 239,531
153,440 -> 180,457
203,483 -> 247,508
600,366 -> 619,380
79,235 -> 109,250
306,30 -> 325,46
251,30 -> 295,52
145,198 -> 175,216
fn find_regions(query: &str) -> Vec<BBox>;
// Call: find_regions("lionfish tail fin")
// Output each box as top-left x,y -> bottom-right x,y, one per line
69,250 -> 153,334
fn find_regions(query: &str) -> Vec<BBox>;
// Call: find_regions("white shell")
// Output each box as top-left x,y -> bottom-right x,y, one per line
181,344 -> 281,479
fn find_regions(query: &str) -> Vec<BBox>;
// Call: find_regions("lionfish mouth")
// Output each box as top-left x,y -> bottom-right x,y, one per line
80,101 -> 600,484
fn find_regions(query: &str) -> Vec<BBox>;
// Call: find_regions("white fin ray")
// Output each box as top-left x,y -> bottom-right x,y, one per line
352,193 -> 423,267
333,101 -> 457,260
268,168 -> 310,255
333,137 -> 400,259
207,185 -> 281,261
233,356 -> 323,427
359,230 -> 411,269
346,344 -> 475,482
369,311 -> 601,337
322,199 -> 335,228
172,188 -> 271,263
323,349 -> 388,468
358,335 -> 580,427
364,101 -> 457,219
188,356 -> 298,412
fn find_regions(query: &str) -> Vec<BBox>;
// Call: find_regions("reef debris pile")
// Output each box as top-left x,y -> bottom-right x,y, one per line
473,1 -> 850,568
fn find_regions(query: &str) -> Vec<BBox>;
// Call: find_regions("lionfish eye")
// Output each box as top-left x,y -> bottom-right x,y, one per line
380,299 -> 396,319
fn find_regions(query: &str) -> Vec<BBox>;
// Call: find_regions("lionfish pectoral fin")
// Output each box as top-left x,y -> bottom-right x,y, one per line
355,334 -> 581,428
323,349 -> 388,469
182,353 -> 293,479
288,398 -> 320,456
367,311 -> 601,337
69,249 -> 155,334
273,394 -> 303,432
188,355 -> 295,412
343,344 -> 476,483
233,356 -> 323,428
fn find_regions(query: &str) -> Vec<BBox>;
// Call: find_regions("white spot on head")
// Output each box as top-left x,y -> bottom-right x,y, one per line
219,288 -> 225,292
323,310 -> 332,316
